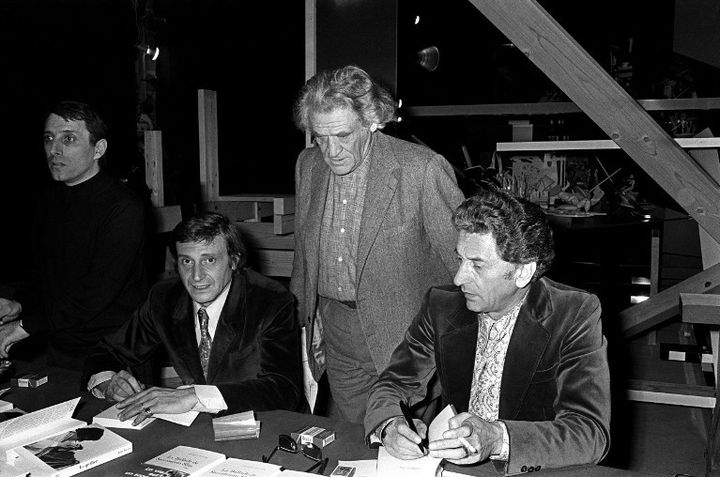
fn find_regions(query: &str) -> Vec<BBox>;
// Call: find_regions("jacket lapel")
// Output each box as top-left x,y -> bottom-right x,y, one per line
170,291 -> 205,384
357,132 -> 399,279
206,274 -> 246,383
499,281 -> 552,419
439,306 -> 478,412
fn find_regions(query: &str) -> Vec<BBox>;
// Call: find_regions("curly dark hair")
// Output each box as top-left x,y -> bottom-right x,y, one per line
452,187 -> 555,282
171,211 -> 247,270
293,65 -> 397,131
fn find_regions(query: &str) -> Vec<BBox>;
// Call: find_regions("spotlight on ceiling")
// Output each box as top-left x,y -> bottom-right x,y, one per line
416,46 -> 440,72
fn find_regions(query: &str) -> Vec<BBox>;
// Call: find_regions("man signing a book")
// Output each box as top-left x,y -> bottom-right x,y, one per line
364,188 -> 610,475
83,212 -> 304,423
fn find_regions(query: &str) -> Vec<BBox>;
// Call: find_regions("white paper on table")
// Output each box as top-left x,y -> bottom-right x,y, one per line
93,404 -> 156,429
153,410 -> 199,426
338,459 -> 378,477
376,446 -> 442,477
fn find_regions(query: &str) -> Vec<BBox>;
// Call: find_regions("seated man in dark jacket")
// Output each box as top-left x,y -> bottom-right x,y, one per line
84,212 -> 304,423
365,188 -> 610,475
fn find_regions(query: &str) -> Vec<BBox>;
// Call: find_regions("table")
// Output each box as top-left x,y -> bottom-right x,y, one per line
2,359 -> 662,476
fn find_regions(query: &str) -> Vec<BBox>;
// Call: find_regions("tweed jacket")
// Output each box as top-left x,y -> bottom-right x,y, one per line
365,277 -> 611,475
84,269 -> 304,413
290,131 -> 465,379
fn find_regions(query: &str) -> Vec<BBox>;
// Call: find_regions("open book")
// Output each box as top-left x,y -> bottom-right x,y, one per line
375,403 -> 463,477
123,445 -> 287,477
0,398 -> 132,477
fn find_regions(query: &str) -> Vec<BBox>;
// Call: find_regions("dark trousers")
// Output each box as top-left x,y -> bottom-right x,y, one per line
318,297 -> 378,423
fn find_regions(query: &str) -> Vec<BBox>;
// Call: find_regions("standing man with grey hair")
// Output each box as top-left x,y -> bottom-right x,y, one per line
291,65 -> 465,422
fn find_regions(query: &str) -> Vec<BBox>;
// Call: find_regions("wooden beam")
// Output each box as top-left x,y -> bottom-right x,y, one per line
626,379 -> 715,408
497,137 -> 720,152
681,293 -> 720,325
619,262 -> 720,337
198,89 -> 220,202
305,0 -> 316,82
407,97 -> 720,117
305,0 -> 316,148
143,130 -> 164,208
467,0 -> 720,244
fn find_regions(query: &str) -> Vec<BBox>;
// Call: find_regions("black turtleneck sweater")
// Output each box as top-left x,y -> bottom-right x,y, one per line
20,170 -> 148,368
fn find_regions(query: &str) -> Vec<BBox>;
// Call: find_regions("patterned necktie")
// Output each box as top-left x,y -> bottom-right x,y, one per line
197,307 -> 212,378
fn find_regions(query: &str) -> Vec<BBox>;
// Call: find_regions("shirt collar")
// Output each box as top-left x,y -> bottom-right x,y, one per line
193,279 -> 232,319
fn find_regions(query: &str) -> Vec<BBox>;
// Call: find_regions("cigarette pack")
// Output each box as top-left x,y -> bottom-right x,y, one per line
291,425 -> 336,448
10,373 -> 48,388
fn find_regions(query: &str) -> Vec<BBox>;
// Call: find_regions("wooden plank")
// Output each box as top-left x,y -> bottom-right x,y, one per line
305,0 -> 316,82
274,214 -> 295,235
215,194 -> 296,216
255,249 -> 294,278
236,221 -> 278,237
496,137 -> 720,152
620,263 -> 720,337
201,201 -> 255,223
650,226 -> 660,296
236,218 -> 294,237
144,130 -> 164,207
681,293 -> 720,325
151,205 -> 182,234
236,227 -> 295,251
198,89 -> 220,202
691,128 -> 720,270
406,98 -> 720,117
626,379 -> 715,408
467,0 -> 720,245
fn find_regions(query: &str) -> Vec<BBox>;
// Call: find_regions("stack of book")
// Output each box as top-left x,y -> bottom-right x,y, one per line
211,410 -> 260,441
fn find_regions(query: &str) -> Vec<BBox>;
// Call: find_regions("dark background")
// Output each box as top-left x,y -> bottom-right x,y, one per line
1,0 -> 720,282
0,0 -> 305,282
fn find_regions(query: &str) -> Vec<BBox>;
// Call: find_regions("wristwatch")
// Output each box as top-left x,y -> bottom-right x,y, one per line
369,417 -> 399,449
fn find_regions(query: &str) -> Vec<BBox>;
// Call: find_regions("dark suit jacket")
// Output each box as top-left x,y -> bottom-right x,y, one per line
83,269 -> 304,413
290,131 -> 465,379
365,277 -> 611,475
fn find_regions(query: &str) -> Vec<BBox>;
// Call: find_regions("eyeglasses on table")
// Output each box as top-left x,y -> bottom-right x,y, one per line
262,433 -> 329,474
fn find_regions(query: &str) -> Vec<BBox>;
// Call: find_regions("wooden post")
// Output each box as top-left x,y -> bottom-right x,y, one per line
304,0 -> 317,149
144,130 -> 164,208
198,89 -> 220,202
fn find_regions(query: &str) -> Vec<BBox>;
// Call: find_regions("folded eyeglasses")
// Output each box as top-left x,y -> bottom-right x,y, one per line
262,433 -> 328,474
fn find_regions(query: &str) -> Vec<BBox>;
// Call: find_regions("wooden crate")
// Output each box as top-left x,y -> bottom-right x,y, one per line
201,195 -> 295,277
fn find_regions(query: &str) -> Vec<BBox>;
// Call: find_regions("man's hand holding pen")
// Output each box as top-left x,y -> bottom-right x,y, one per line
381,415 -> 428,459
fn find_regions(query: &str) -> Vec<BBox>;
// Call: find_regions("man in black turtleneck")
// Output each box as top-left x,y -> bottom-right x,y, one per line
0,101 -> 148,369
